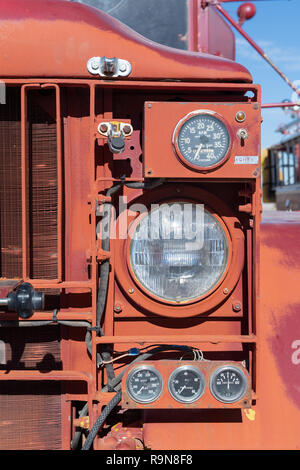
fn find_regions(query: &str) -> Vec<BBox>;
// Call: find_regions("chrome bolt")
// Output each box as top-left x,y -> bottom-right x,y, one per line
223,288 -> 229,295
123,125 -> 131,135
128,288 -> 134,294
91,59 -> 99,70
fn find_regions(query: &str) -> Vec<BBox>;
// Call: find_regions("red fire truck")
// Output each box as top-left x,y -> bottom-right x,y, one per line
0,0 -> 299,451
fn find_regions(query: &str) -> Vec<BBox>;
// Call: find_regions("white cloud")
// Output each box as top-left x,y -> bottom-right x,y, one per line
236,37 -> 300,72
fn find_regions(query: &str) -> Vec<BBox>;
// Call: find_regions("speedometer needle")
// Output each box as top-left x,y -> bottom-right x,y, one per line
194,143 -> 203,160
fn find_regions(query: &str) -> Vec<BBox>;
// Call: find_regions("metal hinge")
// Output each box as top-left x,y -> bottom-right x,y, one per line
87,56 -> 132,78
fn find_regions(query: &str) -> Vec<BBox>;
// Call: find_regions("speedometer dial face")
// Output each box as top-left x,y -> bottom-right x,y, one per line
210,366 -> 248,403
126,365 -> 163,403
168,366 -> 205,403
174,112 -> 231,169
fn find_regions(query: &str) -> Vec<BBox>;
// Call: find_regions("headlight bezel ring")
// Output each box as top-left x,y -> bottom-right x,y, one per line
114,184 -> 244,318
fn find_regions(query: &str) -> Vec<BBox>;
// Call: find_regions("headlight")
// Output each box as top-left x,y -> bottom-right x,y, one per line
129,202 -> 229,302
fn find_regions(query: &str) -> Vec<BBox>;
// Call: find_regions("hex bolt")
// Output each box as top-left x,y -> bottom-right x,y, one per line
233,302 -> 241,312
119,63 -> 127,72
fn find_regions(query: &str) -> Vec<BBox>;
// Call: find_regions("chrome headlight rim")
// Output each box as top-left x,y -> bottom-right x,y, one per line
127,198 -> 231,306
114,185 -> 245,318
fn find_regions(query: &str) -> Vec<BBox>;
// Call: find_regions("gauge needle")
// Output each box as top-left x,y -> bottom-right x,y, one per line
178,385 -> 186,394
194,143 -> 203,160
137,386 -> 145,394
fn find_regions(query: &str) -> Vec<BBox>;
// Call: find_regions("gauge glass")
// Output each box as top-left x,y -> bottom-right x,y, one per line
175,113 -> 230,168
129,203 -> 229,302
210,366 -> 248,403
168,366 -> 205,403
126,366 -> 163,403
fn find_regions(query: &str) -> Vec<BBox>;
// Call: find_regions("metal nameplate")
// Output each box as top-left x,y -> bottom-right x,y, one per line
234,156 -> 259,164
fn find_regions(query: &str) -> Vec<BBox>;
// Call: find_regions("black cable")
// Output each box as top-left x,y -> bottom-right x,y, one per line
81,390 -> 122,451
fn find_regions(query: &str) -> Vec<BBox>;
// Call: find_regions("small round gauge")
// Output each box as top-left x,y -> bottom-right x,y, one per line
126,365 -> 163,404
210,366 -> 248,403
168,366 -> 205,403
173,111 -> 231,170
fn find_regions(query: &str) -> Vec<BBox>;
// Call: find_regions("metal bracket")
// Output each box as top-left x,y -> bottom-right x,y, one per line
87,56 -> 132,78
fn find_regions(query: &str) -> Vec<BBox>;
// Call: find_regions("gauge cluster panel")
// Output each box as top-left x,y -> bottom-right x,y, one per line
143,101 -> 261,179
122,361 -> 252,409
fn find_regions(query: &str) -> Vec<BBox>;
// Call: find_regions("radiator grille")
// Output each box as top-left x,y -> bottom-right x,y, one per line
0,86 -> 59,280
28,89 -> 58,279
0,87 -> 22,278
0,327 -> 62,450
0,381 -> 62,450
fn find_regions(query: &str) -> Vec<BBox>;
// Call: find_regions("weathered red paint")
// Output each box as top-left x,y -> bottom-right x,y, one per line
0,0 -> 251,82
0,0 -> 299,452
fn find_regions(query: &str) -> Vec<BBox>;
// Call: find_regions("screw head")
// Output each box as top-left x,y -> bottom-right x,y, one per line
123,125 -> 131,135
114,304 -> 122,313
91,60 -> 99,70
128,288 -> 134,294
223,288 -> 229,295
99,123 -> 108,133
233,302 -> 241,312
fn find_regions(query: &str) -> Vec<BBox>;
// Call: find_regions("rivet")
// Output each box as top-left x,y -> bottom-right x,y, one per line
148,104 -> 152,108
128,288 -> 134,294
114,304 -> 122,313
233,302 -> 241,312
223,288 -> 229,295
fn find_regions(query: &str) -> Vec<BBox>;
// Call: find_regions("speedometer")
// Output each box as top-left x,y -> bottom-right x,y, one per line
173,111 -> 231,170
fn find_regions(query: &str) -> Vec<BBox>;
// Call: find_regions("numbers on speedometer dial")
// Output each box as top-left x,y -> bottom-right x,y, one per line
174,112 -> 230,169
126,365 -> 163,403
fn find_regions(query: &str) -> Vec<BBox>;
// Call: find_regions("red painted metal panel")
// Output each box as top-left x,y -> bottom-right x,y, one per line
0,0 -> 251,83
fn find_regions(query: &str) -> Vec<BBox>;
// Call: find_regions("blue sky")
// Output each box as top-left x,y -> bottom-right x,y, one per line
223,0 -> 300,149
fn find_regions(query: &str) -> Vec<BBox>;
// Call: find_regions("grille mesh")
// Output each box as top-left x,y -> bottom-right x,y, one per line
0,87 -> 22,278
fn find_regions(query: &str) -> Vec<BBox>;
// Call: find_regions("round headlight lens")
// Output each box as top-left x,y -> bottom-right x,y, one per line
129,202 -> 229,302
